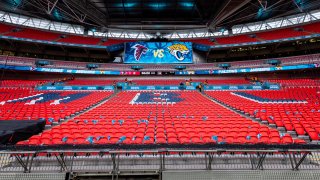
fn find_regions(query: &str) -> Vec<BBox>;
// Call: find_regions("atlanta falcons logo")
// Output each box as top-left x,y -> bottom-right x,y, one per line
132,44 -> 148,61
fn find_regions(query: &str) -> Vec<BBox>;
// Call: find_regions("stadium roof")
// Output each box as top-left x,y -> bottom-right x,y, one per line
1,0 -> 320,32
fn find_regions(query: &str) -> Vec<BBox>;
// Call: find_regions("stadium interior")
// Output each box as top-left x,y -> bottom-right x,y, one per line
0,0 -> 320,179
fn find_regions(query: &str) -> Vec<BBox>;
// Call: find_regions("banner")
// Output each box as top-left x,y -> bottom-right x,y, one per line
122,85 -> 196,90
204,84 -> 280,90
175,71 -> 195,75
35,67 -> 121,75
195,64 -> 317,75
37,85 -> 114,90
124,42 -> 193,64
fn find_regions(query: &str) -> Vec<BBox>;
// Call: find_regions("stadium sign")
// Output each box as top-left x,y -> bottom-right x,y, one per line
124,42 -> 193,64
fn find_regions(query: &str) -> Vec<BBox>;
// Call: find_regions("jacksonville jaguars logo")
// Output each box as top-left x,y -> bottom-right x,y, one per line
132,44 -> 148,61
168,44 -> 190,61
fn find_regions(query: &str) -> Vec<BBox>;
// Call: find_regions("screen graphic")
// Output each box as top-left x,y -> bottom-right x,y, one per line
124,42 -> 193,64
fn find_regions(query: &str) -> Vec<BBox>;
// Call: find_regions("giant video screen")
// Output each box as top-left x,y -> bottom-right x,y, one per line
124,42 -> 193,64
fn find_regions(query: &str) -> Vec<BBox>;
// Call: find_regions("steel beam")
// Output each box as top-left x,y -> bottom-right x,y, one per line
55,153 -> 68,172
208,0 -> 251,28
255,153 -> 267,170
47,0 -> 59,14
294,152 -> 309,170
14,154 -> 30,173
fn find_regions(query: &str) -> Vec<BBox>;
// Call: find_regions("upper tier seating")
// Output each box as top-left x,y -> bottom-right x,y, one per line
189,22 -> 320,46
19,91 -> 298,145
0,52 -> 319,71
6,28 -> 60,41
186,39 -> 215,46
1,21 -> 320,47
101,39 -> 133,46
215,35 -> 258,44
302,22 -> 320,33
257,28 -> 309,40
205,87 -> 319,142
58,35 -> 101,45
0,88 -> 113,124
0,23 -> 125,46
0,23 -> 15,33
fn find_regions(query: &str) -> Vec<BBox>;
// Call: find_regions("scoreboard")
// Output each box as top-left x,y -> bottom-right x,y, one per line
124,42 -> 193,64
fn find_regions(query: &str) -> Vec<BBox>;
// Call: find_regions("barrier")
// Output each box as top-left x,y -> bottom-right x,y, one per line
0,148 -> 319,174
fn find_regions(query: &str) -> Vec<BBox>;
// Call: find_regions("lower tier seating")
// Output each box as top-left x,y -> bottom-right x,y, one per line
19,91 -> 300,145
0,88 -> 113,124
205,87 -> 320,141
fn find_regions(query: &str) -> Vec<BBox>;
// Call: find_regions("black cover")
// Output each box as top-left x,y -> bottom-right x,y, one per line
0,120 -> 46,145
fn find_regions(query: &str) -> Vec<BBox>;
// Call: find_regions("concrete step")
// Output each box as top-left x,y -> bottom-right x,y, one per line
298,135 -> 311,141
269,124 -> 277,128
310,140 -> 320,144
287,131 -> 298,138
277,127 -> 286,132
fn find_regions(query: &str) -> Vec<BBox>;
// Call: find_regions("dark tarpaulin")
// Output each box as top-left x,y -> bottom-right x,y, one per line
0,120 -> 46,145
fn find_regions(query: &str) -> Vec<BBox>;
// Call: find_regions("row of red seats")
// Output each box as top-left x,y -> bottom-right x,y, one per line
58,35 -> 101,45
266,79 -> 319,86
0,80 -> 47,87
6,28 -> 60,41
66,79 -> 115,85
19,91 -> 302,145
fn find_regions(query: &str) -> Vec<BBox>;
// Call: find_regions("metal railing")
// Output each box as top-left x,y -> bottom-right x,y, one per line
1,149 -> 320,175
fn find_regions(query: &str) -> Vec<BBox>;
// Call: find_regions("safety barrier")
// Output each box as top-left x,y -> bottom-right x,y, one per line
0,148 -> 319,174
